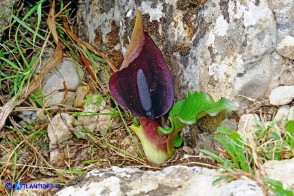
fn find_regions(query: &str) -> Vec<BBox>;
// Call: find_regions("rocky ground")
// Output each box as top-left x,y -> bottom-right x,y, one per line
1,0 -> 294,195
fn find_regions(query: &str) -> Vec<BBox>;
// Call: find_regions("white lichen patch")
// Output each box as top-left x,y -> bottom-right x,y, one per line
243,1 -> 273,27
111,166 -> 140,178
208,55 -> 244,82
235,54 -> 245,74
209,62 -> 228,81
206,31 -> 215,46
214,16 -> 228,36
229,1 -> 244,20
141,1 -> 163,21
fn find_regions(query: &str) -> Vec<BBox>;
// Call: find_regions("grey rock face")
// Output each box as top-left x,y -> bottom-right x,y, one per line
55,166 -> 263,196
77,0 -> 294,105
268,0 -> 294,42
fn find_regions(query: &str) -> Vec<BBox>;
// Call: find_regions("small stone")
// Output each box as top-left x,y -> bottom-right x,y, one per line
276,36 -> 294,60
237,114 -> 260,137
263,158 -> 294,190
48,113 -> 74,145
274,105 -> 290,121
77,115 -> 99,132
42,60 -> 84,107
269,86 -> 294,105
182,146 -> 194,154
49,148 -> 64,164
288,106 -> 294,120
76,108 -> 113,133
18,110 -> 36,124
73,86 -> 89,108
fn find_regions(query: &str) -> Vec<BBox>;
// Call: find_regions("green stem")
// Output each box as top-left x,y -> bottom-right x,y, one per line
167,124 -> 187,157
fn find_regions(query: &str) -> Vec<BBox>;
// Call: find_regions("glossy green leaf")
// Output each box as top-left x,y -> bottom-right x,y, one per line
162,92 -> 236,133
173,135 -> 183,148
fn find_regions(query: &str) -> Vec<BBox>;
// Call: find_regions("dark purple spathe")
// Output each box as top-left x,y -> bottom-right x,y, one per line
109,33 -> 174,119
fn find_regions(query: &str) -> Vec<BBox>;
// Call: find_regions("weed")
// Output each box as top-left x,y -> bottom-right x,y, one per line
201,119 -> 294,194
263,178 -> 294,196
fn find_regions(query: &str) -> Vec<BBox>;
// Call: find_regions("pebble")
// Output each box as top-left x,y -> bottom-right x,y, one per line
73,86 -> 89,108
18,110 -> 36,124
276,36 -> 294,60
47,113 -> 74,145
42,59 -> 84,107
77,115 -> 99,132
274,105 -> 290,121
269,86 -> 294,105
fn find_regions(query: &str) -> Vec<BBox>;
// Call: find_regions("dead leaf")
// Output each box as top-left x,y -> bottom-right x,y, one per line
47,0 -> 59,45
80,55 -> 99,83
63,20 -> 117,72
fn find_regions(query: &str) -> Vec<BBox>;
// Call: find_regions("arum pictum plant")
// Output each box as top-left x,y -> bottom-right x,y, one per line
109,9 -> 236,164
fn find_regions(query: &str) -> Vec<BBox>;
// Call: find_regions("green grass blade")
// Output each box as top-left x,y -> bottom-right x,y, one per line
199,149 -> 225,165
214,135 -> 240,169
11,15 -> 46,41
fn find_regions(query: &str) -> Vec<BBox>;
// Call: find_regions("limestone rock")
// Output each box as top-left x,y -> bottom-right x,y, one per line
276,36 -> 294,60
269,86 -> 294,105
73,86 -> 89,108
48,113 -> 74,145
263,158 -> 294,190
288,106 -> 294,120
48,113 -> 74,164
42,60 -> 83,107
76,94 -> 108,133
77,115 -> 99,132
274,105 -> 290,121
55,166 -> 263,196
268,0 -> 294,42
